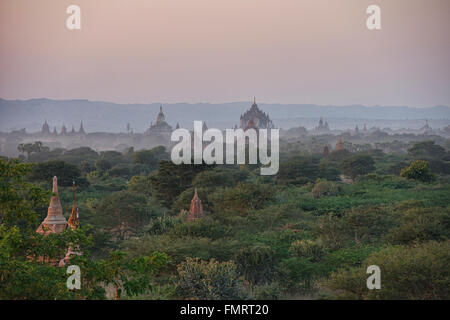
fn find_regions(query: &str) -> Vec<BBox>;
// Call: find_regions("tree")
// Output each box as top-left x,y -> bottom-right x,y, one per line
149,160 -> 211,208
176,257 -> 245,300
95,158 -> 112,172
400,160 -> 435,183
212,182 -> 276,213
234,246 -> 276,284
276,156 -> 319,185
29,160 -> 87,187
408,141 -> 448,161
311,180 -> 341,198
133,146 -> 169,170
95,191 -> 153,240
340,155 -> 375,180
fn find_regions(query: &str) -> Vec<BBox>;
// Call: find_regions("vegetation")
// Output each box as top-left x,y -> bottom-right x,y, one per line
1,138 -> 449,300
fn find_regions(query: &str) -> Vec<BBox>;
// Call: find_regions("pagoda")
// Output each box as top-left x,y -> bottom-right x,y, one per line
335,138 -> 344,151
36,176 -> 68,235
79,121 -> 86,135
41,120 -> 50,134
59,182 -> 81,267
187,188 -> 203,221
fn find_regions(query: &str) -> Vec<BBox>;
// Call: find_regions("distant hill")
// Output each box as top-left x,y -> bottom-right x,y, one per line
0,98 -> 449,133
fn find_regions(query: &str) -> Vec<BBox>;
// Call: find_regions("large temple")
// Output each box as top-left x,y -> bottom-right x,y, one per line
239,97 -> 275,130
314,117 -> 330,132
145,105 -> 173,137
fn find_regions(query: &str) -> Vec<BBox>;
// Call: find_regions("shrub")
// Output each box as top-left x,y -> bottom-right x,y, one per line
176,257 -> 245,300
234,246 -> 276,284
400,160 -> 436,183
311,180 -> 341,198
289,239 -> 327,262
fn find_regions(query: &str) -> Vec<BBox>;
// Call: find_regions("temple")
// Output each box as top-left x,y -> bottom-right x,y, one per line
187,188 -> 203,221
335,138 -> 344,151
145,105 -> 173,137
239,97 -> 274,130
314,117 -> 330,132
36,176 -> 68,235
41,120 -> 50,134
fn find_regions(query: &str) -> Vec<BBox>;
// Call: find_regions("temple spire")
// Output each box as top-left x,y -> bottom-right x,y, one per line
187,188 -> 203,221
52,176 -> 58,193
68,181 -> 79,230
36,176 -> 68,235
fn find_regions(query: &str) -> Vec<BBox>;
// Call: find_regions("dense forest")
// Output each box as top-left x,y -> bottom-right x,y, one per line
1,136 -> 449,300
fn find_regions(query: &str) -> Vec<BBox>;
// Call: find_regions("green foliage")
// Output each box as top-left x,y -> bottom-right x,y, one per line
401,160 -> 436,182
276,156 -> 319,185
328,241 -> 450,299
234,245 -> 276,284
128,175 -> 152,196
211,182 -> 276,213
340,154 -> 375,180
176,257 -> 245,300
385,207 -> 450,245
289,239 -> 327,262
29,160 -> 88,187
315,207 -> 395,248
149,160 -> 211,208
311,180 -> 341,198
169,217 -> 228,239
408,141 -> 448,161
133,146 -> 169,170
0,159 -> 49,226
95,158 -> 112,172
145,216 -> 180,235
94,190 -> 153,240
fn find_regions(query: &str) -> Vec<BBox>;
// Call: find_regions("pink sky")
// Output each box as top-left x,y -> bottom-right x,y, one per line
0,0 -> 449,106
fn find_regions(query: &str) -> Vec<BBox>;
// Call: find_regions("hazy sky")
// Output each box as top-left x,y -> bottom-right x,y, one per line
1,0 -> 449,107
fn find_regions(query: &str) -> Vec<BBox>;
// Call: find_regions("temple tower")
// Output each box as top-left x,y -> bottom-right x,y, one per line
41,120 -> 50,134
36,176 -> 68,235
79,121 -> 86,135
335,138 -> 344,151
59,182 -> 81,267
187,188 -> 203,221
68,182 -> 79,230
323,145 -> 329,157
